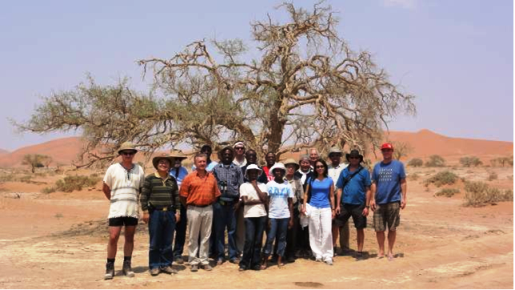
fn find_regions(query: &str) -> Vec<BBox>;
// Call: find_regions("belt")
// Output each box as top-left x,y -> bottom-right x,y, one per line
219,200 -> 235,206
188,204 -> 211,208
150,206 -> 175,212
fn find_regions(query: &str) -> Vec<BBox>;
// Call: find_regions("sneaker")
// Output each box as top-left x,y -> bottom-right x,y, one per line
238,266 -> 246,271
161,266 -> 177,275
150,267 -> 160,276
122,261 -> 135,277
104,263 -> 115,280
201,264 -> 213,271
191,265 -> 199,272
325,259 -> 333,266
229,258 -> 240,264
216,259 -> 224,266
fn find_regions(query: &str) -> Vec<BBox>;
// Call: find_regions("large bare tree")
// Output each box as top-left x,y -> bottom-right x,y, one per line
14,2 -> 415,167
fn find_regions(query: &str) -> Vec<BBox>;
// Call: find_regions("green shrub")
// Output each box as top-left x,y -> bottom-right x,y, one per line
54,175 -> 101,193
41,187 -> 56,194
425,171 -> 458,187
425,155 -> 446,167
460,156 -> 482,167
409,173 -> 420,181
487,172 -> 498,181
407,158 -> 423,167
435,188 -> 460,197
463,181 -> 513,207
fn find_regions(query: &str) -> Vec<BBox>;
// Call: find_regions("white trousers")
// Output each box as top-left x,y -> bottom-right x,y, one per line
308,206 -> 334,261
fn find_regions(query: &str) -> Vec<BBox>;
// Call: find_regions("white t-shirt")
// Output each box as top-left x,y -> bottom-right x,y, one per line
240,182 -> 267,218
266,180 -> 294,219
328,163 -> 348,190
103,163 -> 145,219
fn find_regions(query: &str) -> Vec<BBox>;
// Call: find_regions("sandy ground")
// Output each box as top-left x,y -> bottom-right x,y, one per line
0,167 -> 513,289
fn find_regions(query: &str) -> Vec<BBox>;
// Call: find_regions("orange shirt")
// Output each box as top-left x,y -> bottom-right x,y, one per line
180,171 -> 221,206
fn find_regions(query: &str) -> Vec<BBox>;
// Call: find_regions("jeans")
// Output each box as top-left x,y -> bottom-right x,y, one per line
263,218 -> 289,258
148,210 -> 176,269
173,204 -> 187,259
239,216 -> 267,269
213,201 -> 238,261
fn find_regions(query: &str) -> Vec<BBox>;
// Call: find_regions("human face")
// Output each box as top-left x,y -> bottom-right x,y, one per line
234,145 -> 245,157
247,169 -> 259,181
348,156 -> 360,167
194,156 -> 207,171
300,159 -> 311,172
309,149 -> 319,164
315,161 -> 325,177
381,149 -> 393,161
273,168 -> 285,180
221,149 -> 234,164
246,151 -> 257,165
286,164 -> 296,176
120,150 -> 136,163
157,159 -> 171,173
174,159 -> 182,168
329,153 -> 341,166
266,153 -> 276,167
201,147 -> 212,159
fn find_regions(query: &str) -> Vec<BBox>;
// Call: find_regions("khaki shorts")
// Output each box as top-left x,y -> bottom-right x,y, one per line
373,202 -> 400,232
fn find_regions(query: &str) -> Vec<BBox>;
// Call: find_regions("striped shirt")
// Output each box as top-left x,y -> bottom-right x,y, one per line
140,172 -> 180,212
103,163 -> 145,219
180,171 -> 221,206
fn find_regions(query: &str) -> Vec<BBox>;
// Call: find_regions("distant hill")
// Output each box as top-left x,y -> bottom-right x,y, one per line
0,130 -> 512,168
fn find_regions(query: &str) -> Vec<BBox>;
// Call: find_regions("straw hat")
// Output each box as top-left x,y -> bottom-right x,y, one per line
170,150 -> 188,161
283,158 -> 300,171
118,142 -> 137,155
152,153 -> 175,170
328,147 -> 343,156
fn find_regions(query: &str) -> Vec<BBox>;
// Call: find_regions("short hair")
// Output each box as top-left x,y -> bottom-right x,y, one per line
218,146 -> 234,159
299,154 -> 310,162
246,149 -> 257,156
309,148 -> 319,154
266,152 -> 276,157
194,153 -> 207,161
200,145 -> 212,152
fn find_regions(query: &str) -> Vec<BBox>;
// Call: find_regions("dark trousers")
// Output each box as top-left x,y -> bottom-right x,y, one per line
298,224 -> 311,252
285,208 -> 300,259
239,216 -> 267,269
213,201 -> 238,260
173,204 -> 187,258
263,218 -> 289,257
148,210 -> 176,269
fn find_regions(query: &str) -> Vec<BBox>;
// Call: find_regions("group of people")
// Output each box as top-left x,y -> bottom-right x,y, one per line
102,141 -> 407,279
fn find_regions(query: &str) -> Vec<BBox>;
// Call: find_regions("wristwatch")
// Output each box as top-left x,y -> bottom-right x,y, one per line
365,205 -> 370,208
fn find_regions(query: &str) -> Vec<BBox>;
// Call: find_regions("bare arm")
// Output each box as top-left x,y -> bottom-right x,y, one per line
370,182 -> 377,211
102,182 -> 111,200
336,188 -> 342,214
288,197 -> 294,229
400,178 -> 407,209
302,184 -> 310,214
330,183 -> 335,218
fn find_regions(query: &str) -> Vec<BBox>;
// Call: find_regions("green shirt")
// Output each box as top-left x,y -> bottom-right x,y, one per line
140,172 -> 180,212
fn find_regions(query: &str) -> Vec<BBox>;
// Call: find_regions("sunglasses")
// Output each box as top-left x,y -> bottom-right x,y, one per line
316,165 -> 325,169
235,147 -> 245,150
121,151 -> 136,156
349,156 -> 360,159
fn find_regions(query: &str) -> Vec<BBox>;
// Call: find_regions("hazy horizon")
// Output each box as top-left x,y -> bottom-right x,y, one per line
1,0 -> 512,151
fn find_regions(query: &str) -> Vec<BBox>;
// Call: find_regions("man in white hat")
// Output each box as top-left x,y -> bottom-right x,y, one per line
327,147 -> 350,255
238,164 -> 268,271
232,141 -> 247,168
102,142 -> 145,280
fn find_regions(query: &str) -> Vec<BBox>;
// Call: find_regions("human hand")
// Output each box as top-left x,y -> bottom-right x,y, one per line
142,212 -> 150,224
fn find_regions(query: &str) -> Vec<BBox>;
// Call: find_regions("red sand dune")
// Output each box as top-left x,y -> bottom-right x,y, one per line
0,149 -> 9,156
0,129 -> 512,168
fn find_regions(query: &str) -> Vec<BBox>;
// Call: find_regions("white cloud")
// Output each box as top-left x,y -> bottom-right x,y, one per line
383,0 -> 417,10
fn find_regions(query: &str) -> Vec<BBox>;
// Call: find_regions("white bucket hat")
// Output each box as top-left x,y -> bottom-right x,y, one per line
244,164 -> 263,179
269,162 -> 286,175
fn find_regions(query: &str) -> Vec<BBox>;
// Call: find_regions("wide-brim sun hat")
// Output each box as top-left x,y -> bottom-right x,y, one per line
269,162 -> 286,174
328,146 -> 343,156
152,153 -> 175,170
346,149 -> 364,163
118,142 -> 138,155
170,150 -> 188,160
245,164 -> 263,179
283,158 -> 299,171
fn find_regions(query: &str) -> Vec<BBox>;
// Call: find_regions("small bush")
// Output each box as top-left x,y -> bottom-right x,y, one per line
19,175 -> 32,183
460,156 -> 483,167
41,187 -> 56,194
425,155 -> 446,167
408,158 -> 423,167
463,181 -> 513,207
487,172 -> 498,181
409,173 -> 420,181
425,171 -> 458,187
54,175 -> 101,193
435,188 -> 460,197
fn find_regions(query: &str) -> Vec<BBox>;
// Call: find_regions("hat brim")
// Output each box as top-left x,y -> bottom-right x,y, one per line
152,156 -> 175,170
346,154 -> 363,163
284,162 -> 300,171
245,167 -> 263,179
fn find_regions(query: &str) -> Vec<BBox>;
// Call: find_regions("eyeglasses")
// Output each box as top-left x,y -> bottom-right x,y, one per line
316,165 -> 325,169
235,147 -> 245,151
121,151 -> 135,156
349,156 -> 359,159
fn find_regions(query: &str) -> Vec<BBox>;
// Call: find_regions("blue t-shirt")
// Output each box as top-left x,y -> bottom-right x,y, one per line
336,166 -> 371,205
308,177 -> 333,209
372,160 -> 406,205
169,166 -> 189,187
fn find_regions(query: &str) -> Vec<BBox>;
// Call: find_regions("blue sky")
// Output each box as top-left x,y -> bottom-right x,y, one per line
0,0 -> 512,151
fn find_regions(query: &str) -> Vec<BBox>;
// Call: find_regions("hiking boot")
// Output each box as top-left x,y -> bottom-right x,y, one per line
104,263 -> 115,280
191,265 -> 199,272
175,257 -> 184,265
201,264 -> 213,271
122,261 -> 135,277
149,267 -> 160,276
161,266 -> 177,275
